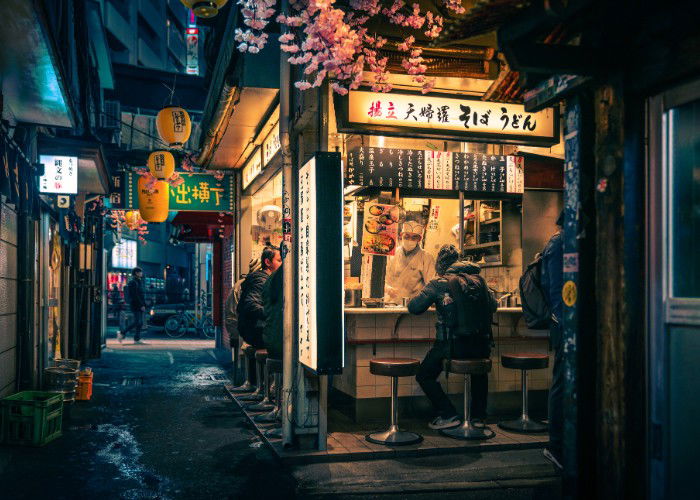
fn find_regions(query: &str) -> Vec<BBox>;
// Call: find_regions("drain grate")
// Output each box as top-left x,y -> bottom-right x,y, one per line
121,376 -> 144,386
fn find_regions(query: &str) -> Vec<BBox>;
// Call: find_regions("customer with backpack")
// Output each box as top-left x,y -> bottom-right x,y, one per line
409,245 -> 498,430
539,212 -> 564,470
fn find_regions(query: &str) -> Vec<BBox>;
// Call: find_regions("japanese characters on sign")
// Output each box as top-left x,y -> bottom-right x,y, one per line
241,149 -> 262,190
124,172 -> 234,212
297,153 -> 344,374
262,123 -> 281,166
345,91 -> 558,145
347,147 -> 524,194
39,155 -> 78,194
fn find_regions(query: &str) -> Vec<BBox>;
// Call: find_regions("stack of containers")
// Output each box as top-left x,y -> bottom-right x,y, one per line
76,368 -> 93,401
44,358 -> 81,405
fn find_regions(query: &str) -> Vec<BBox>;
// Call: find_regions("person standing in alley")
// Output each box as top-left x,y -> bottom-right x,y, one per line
541,211 -> 565,470
118,267 -> 147,344
409,245 -> 497,430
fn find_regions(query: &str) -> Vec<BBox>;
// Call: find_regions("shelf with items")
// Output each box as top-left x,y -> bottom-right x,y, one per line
461,199 -> 503,266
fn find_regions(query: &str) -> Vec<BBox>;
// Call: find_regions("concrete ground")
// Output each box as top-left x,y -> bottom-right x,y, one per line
0,334 -> 560,500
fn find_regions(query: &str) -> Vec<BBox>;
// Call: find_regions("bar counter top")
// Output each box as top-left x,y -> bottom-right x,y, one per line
344,306 -> 523,315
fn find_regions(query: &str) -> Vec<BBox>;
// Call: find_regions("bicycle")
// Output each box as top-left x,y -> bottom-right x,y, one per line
164,306 -> 215,339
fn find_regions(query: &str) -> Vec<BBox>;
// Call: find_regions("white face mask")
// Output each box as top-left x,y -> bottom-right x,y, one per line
402,240 -> 418,252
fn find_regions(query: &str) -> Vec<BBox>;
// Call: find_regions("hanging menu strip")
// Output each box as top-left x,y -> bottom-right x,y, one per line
346,147 -> 523,194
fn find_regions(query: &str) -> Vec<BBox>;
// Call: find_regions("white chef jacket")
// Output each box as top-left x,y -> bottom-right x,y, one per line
385,246 -> 436,300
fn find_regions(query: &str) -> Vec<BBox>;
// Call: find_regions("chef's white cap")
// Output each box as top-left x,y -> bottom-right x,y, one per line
402,221 -> 424,234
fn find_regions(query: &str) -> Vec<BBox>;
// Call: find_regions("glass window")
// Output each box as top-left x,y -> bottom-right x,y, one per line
250,172 -> 283,261
669,99 -> 700,297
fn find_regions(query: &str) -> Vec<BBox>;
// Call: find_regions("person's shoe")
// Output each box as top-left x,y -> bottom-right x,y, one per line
133,340 -> 145,345
428,415 -> 461,430
117,332 -> 124,344
543,448 -> 563,471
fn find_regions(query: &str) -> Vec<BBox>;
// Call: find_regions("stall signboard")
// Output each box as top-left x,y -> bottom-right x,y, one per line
347,147 -> 524,194
338,90 -> 559,146
361,203 -> 400,256
241,149 -> 263,190
111,239 -> 137,269
297,152 -> 344,374
122,172 -> 234,212
262,123 -> 281,166
39,155 -> 78,194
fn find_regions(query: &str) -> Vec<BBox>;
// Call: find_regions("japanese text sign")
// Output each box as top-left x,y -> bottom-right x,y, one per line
297,153 -> 344,374
242,148 -> 262,190
39,155 -> 78,194
342,91 -> 558,146
262,123 -> 281,166
123,172 -> 234,212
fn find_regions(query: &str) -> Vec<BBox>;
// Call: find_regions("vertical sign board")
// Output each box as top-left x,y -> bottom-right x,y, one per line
297,153 -> 344,374
39,155 -> 78,194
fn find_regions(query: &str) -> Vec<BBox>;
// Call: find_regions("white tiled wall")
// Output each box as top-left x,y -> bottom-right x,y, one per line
336,311 -> 554,399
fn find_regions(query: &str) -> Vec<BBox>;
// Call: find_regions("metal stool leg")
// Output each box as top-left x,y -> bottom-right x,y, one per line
238,359 -> 264,402
498,369 -> 548,433
441,374 -> 494,440
366,376 -> 422,446
231,354 -> 255,393
247,361 -> 275,412
254,373 -> 281,423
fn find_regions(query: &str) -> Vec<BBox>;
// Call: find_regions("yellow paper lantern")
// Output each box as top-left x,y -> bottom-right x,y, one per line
124,210 -> 141,230
156,106 -> 192,148
147,151 -> 176,179
180,0 -> 228,18
137,177 -> 170,223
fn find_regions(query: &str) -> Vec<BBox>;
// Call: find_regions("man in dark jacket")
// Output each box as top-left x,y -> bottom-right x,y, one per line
262,264 -> 283,360
409,245 -> 497,430
540,211 -> 564,470
118,267 -> 147,344
237,247 -> 282,349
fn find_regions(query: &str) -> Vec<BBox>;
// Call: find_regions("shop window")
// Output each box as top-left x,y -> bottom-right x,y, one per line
250,172 -> 283,260
668,99 -> 700,298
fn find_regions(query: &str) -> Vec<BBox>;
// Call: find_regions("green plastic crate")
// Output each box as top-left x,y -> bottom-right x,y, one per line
1,391 -> 64,446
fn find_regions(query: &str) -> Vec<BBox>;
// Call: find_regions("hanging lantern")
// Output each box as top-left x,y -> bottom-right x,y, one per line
137,177 -> 170,223
180,0 -> 228,18
147,151 -> 176,179
156,106 -> 192,148
124,210 -> 141,230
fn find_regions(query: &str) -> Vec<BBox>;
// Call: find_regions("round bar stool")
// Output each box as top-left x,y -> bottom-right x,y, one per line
441,358 -> 495,440
231,344 -> 256,393
498,353 -> 549,433
254,358 -> 282,424
247,352 -> 276,412
238,349 -> 267,402
366,358 -> 423,446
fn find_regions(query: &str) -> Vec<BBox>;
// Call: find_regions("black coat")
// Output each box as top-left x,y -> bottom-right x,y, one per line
126,277 -> 146,311
236,269 -> 269,345
408,261 -> 497,340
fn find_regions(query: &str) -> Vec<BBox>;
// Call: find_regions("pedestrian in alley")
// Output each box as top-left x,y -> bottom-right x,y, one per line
409,244 -> 497,430
541,211 -> 564,471
118,267 -> 147,344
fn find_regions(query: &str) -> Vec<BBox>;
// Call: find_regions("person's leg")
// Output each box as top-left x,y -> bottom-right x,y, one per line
133,311 -> 144,342
416,341 -> 457,418
452,337 -> 491,420
548,323 -> 564,460
121,311 -> 136,338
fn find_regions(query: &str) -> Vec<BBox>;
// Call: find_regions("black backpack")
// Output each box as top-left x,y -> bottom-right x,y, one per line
445,273 -> 493,338
519,254 -> 551,329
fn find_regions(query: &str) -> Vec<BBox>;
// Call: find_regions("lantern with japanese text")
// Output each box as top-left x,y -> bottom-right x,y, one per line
156,106 -> 192,148
137,177 -> 170,223
147,151 -> 176,179
180,0 -> 228,18
124,210 -> 141,230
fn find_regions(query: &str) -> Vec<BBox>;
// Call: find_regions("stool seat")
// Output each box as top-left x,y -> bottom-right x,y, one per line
446,358 -> 492,375
501,353 -> 549,370
242,344 -> 256,358
255,349 -> 269,362
266,358 -> 282,373
369,358 -> 420,377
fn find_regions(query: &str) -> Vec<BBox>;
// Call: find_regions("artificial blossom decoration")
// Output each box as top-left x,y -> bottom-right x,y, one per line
236,0 -> 466,94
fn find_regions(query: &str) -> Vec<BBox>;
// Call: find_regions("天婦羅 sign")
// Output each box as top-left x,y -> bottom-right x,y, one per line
122,172 -> 234,212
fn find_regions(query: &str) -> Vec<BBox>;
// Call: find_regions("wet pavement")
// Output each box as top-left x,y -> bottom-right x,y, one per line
0,340 -> 294,500
0,335 -> 560,499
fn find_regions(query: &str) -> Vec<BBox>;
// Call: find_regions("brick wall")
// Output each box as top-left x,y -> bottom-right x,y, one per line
0,201 -> 18,397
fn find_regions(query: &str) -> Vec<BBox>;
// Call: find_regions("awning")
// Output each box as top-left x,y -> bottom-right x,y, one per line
0,0 -> 76,128
171,212 -> 233,242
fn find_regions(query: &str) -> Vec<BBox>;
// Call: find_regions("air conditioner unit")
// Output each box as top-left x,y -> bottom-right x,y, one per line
101,100 -> 121,130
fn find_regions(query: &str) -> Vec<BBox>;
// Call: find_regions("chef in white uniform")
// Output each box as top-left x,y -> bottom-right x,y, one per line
385,221 -> 436,301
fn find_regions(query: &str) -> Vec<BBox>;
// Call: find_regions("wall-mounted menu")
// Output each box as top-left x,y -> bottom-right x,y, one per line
346,147 -> 524,194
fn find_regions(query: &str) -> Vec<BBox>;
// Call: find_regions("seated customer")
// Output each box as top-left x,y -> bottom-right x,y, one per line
408,245 -> 497,430
262,263 -> 283,360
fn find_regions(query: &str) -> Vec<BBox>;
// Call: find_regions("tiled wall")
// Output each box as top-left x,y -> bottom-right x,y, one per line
0,201 -> 18,397
336,311 -> 553,400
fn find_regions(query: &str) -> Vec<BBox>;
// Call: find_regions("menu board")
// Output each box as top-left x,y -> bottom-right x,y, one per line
297,153 -> 344,375
346,147 -> 524,194
360,203 -> 400,256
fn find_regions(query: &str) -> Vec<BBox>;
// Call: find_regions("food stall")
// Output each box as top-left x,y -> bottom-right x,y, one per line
329,89 -> 564,419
